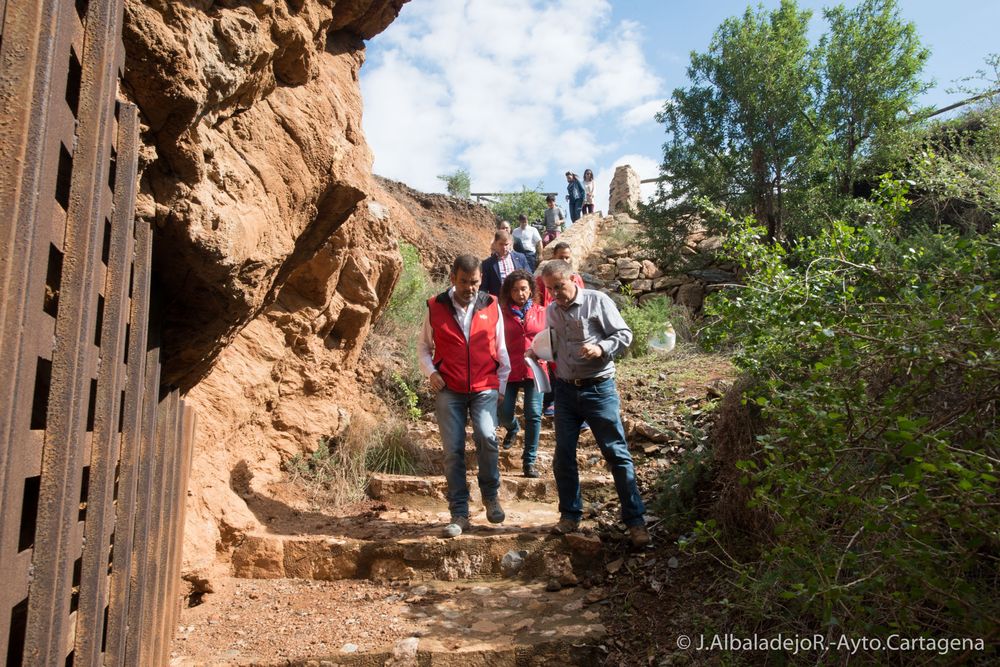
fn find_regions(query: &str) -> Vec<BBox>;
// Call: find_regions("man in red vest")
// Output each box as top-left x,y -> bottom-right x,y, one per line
418,255 -> 511,538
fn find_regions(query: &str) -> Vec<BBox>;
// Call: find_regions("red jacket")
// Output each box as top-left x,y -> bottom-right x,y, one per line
428,291 -> 501,393
502,302 -> 547,382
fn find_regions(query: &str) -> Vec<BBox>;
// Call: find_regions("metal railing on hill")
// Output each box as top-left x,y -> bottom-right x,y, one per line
471,192 -> 559,204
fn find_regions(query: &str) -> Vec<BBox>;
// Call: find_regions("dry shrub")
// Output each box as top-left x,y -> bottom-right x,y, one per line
284,412 -> 428,507
709,374 -> 773,549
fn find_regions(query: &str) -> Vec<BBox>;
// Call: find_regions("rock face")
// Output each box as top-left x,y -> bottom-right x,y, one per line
121,0 -> 410,578
539,212 -> 604,269
124,0 -> 408,389
375,176 -> 497,277
608,165 -> 641,213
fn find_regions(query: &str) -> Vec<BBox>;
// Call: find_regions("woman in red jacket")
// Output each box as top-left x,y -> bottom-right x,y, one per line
498,269 -> 547,478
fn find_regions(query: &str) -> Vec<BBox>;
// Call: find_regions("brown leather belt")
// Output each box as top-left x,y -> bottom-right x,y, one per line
556,376 -> 611,388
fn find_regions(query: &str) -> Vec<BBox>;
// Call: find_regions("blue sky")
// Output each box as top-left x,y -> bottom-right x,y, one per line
360,1 -> 999,213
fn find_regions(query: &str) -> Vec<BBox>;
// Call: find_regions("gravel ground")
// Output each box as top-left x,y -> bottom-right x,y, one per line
171,578 -> 415,664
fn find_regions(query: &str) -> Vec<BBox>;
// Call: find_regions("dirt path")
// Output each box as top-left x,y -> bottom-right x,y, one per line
169,350 -> 733,666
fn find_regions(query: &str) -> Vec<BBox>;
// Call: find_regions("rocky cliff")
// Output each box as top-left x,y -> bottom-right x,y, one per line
122,0 -> 409,581
374,176 -> 497,277
124,0 -> 407,389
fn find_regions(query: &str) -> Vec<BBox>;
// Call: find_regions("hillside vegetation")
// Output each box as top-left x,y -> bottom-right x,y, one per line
639,0 -> 999,658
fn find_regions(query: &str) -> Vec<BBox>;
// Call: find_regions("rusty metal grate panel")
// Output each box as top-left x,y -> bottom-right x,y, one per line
23,0 -> 127,659
103,216 -> 153,667
72,100 -> 140,666
0,2 -> 197,665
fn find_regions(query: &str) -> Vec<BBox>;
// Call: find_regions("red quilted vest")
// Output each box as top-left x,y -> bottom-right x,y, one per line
428,291 -> 501,393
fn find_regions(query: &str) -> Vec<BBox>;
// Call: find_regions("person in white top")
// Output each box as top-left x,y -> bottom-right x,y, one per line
513,214 -> 543,271
582,169 -> 596,215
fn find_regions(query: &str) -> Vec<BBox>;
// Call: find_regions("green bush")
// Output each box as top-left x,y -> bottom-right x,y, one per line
701,210 -> 1000,639
391,371 -> 421,421
376,242 -> 444,409
283,435 -> 368,506
365,421 -> 425,475
437,169 -> 471,199
619,294 -> 680,357
488,184 -> 548,226
382,242 -> 433,335
653,442 -> 714,533
283,417 -> 428,504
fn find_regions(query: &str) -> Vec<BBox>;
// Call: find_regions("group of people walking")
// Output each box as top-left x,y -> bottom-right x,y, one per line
539,169 -> 597,246
415,216 -> 651,549
497,168 -> 596,265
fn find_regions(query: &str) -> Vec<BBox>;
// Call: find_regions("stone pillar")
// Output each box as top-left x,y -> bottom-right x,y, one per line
609,165 -> 641,213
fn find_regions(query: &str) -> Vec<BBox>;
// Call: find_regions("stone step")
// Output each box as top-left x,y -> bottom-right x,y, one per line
171,578 -> 605,665
367,472 -> 614,504
408,422 -> 609,474
231,497 -> 606,584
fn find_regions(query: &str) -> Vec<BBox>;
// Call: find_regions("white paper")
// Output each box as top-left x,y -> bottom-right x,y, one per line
525,357 -> 551,393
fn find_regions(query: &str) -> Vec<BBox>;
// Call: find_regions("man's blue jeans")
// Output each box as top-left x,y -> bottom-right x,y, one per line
522,251 -> 537,272
499,380 -> 542,466
435,388 -> 501,518
553,377 -> 646,527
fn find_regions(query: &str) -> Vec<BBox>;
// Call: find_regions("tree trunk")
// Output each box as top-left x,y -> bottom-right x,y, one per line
751,147 -> 774,242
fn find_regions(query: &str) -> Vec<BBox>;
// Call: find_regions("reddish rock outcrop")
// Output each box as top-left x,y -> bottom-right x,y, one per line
374,176 -> 496,277
125,0 -> 407,389
122,0 -> 409,580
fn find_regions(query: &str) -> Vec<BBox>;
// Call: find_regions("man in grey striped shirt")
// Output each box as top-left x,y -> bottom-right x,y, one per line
536,260 -> 650,548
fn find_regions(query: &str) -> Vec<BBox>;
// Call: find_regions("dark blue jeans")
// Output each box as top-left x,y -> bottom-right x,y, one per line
522,251 -> 537,272
553,377 -> 645,526
435,389 -> 501,518
499,380 -> 542,465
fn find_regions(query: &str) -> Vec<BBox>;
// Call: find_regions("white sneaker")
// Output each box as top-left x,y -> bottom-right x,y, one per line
442,515 -> 470,538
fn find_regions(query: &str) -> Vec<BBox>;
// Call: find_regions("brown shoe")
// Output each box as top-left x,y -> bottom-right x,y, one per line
550,517 -> 581,535
628,524 -> 651,548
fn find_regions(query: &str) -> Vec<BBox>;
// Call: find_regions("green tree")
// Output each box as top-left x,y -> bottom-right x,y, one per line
642,0 -> 931,254
488,185 -> 547,226
437,168 -> 471,199
651,0 -> 816,243
818,0 -> 930,194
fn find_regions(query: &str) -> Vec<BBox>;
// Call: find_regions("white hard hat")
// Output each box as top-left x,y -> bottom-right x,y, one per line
530,327 -> 556,361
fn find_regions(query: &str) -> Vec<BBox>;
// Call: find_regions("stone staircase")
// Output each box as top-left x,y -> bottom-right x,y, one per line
171,420 -> 641,666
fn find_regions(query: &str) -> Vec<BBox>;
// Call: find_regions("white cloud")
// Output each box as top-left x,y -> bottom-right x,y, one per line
360,50 -> 455,192
360,0 -> 663,193
621,99 -> 667,128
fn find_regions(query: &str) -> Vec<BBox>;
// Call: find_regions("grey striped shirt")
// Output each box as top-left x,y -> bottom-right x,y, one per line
545,288 -> 633,381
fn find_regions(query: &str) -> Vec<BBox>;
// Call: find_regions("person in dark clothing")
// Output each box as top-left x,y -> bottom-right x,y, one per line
480,230 -> 530,297
565,171 -> 585,223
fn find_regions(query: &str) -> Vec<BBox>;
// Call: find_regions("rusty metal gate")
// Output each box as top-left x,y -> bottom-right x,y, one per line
0,1 -> 196,665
